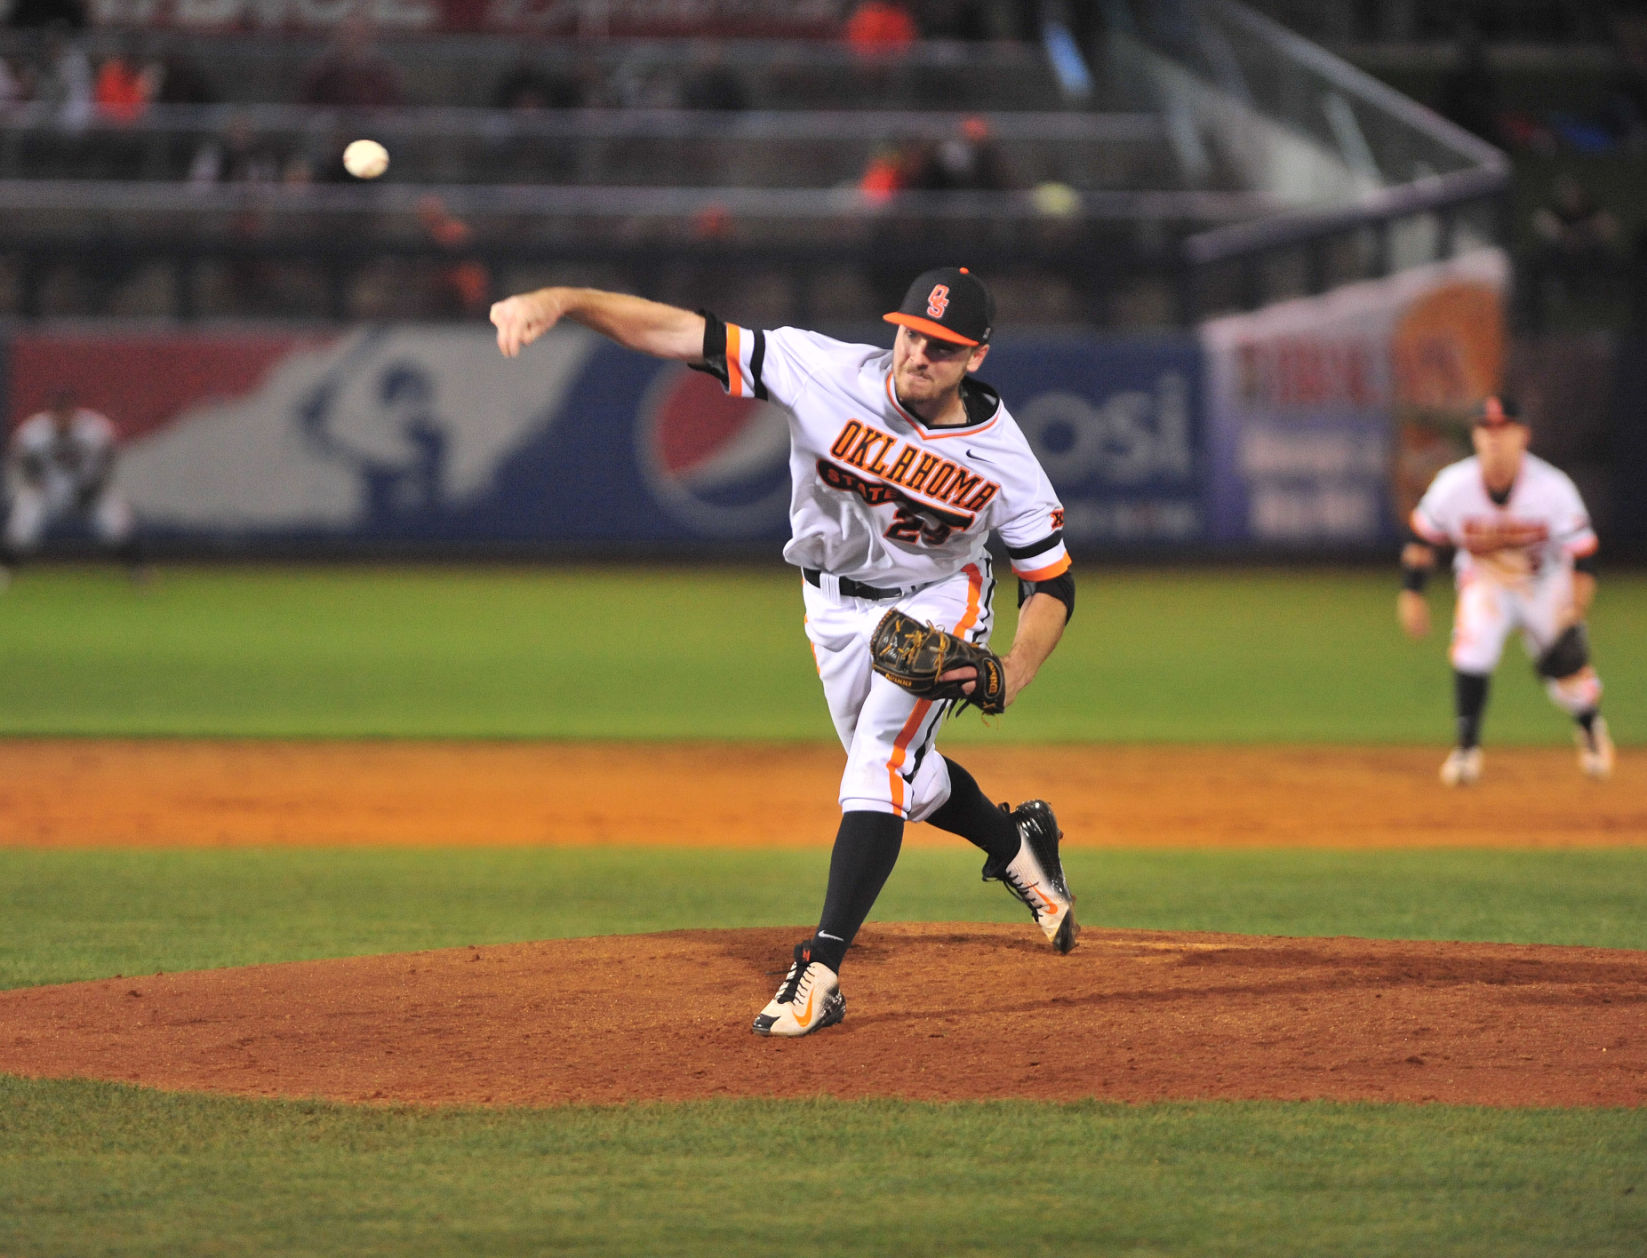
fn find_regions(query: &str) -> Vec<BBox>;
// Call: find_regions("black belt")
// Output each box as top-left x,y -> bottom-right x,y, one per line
803,568 -> 907,601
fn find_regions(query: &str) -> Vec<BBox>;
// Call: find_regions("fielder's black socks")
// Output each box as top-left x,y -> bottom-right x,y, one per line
1454,670 -> 1490,749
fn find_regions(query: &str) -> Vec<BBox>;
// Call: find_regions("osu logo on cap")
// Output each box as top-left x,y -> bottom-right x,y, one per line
926,285 -> 950,319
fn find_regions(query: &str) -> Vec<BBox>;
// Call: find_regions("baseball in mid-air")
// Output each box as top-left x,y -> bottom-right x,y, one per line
343,138 -> 390,179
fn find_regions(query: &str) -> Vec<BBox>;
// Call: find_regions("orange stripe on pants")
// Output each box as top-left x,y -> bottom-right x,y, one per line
884,564 -> 983,816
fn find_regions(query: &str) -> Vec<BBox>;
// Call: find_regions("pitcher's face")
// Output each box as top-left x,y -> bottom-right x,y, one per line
891,326 -> 987,409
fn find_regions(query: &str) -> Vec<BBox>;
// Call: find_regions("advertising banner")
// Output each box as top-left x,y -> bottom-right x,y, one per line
983,335 -> 1204,547
88,0 -> 839,35
1201,249 -> 1509,547
5,325 -> 1206,553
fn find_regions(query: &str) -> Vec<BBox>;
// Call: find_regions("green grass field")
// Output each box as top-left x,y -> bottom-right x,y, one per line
0,563 -> 1641,742
1,564 -> 1643,1257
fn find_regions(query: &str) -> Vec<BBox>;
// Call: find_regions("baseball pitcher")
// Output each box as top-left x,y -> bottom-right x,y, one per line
493,267 -> 1078,1037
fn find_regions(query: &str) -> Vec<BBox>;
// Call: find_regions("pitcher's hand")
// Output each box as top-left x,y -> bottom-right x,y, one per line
491,290 -> 563,358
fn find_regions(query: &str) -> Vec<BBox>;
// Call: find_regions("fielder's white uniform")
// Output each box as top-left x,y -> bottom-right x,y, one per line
5,408 -> 135,554
709,322 -> 1070,821
1411,452 -> 1601,708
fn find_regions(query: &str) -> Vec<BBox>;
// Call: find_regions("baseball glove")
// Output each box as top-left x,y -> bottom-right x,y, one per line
869,608 -> 1007,714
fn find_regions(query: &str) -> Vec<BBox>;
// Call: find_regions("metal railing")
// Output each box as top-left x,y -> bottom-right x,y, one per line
1160,0 -> 1512,318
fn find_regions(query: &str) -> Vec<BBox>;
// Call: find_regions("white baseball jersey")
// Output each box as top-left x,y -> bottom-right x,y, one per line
709,322 -> 1071,590
704,319 -> 1069,821
5,407 -> 134,552
9,408 -> 118,497
1411,452 -> 1596,588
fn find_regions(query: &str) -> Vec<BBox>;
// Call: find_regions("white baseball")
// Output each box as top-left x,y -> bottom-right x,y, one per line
343,139 -> 390,180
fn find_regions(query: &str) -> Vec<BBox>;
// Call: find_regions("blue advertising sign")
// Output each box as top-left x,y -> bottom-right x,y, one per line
981,334 -> 1205,546
24,324 -> 1206,551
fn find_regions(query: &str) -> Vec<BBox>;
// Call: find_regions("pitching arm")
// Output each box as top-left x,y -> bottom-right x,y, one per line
491,287 -> 706,363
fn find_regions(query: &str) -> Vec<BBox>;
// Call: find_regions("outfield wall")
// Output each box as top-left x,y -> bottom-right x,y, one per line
3,250 -> 1549,557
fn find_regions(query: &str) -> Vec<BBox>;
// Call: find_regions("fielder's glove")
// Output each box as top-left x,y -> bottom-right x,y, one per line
869,608 -> 1007,714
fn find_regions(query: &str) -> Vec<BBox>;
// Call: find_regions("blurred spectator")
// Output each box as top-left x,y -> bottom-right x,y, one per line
1602,14 -> 1647,149
908,114 -> 1012,190
1434,24 -> 1504,146
39,26 -> 93,131
846,0 -> 919,55
1520,174 -> 1622,329
149,41 -> 218,107
300,18 -> 403,109
490,58 -> 583,111
94,43 -> 154,125
416,194 -> 490,319
6,0 -> 86,28
0,52 -> 32,111
677,42 -> 749,112
189,115 -> 282,187
916,0 -> 991,40
488,58 -> 584,182
857,137 -> 925,203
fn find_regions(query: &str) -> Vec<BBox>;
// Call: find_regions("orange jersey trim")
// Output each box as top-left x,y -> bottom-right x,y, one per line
882,372 -> 998,440
726,323 -> 746,397
884,564 -> 985,816
1012,554 -> 1071,582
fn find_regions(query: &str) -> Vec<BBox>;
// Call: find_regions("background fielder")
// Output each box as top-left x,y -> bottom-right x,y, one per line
493,266 -> 1078,1038
2,389 -> 144,589
1399,395 -> 1613,786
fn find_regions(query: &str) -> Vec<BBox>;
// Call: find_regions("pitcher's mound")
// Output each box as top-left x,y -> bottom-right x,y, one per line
2,924 -> 1642,1109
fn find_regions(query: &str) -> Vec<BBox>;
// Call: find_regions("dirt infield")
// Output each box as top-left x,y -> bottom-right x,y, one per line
2,925 -> 1643,1108
1,738 -> 1642,848
1,738 -> 1642,1110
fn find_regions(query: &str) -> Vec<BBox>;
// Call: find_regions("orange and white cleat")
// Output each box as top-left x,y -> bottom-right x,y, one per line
751,943 -> 845,1037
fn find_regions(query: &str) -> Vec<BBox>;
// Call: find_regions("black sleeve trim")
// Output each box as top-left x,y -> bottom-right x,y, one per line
688,310 -> 729,386
1573,551 -> 1598,576
1018,570 -> 1075,624
749,327 -> 768,400
1006,530 -> 1065,562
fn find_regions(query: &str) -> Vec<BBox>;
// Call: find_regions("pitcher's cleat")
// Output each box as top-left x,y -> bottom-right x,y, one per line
751,942 -> 845,1037
1577,717 -> 1615,780
984,799 -> 1078,953
1439,746 -> 1483,787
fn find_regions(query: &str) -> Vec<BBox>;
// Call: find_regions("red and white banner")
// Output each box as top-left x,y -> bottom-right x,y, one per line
89,0 -> 842,35
1200,248 -> 1510,546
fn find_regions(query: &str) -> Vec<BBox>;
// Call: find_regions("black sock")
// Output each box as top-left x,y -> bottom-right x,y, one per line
1576,708 -> 1598,736
925,755 -> 1019,866
1454,670 -> 1489,749
810,810 -> 903,973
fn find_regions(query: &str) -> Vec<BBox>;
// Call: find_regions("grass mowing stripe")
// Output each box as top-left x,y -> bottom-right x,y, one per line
0,565 -> 1642,742
3,847 -> 1644,990
1,1079 -> 1641,1258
